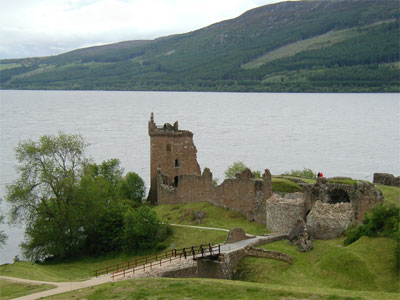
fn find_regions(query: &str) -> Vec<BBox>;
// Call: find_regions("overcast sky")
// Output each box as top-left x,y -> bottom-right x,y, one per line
0,0 -> 288,59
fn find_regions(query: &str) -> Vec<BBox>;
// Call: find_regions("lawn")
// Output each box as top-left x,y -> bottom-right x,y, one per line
0,278 -> 55,300
41,277 -> 384,300
234,236 -> 399,294
153,202 -> 267,236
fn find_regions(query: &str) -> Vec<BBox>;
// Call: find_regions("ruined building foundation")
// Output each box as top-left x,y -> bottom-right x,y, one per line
147,114 -> 384,239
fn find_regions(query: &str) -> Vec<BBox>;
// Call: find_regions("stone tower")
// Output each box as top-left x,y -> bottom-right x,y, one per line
148,113 -> 201,204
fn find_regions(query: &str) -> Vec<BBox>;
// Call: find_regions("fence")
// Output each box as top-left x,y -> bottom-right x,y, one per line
94,243 -> 221,279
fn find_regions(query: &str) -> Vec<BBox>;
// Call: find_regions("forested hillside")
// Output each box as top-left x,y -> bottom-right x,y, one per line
1,0 -> 399,92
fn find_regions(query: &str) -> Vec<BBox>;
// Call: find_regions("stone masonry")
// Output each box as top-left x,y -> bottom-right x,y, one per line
149,113 -> 272,224
148,113 -> 201,204
266,193 -> 306,234
373,173 -> 400,188
148,114 -> 383,239
307,201 -> 354,239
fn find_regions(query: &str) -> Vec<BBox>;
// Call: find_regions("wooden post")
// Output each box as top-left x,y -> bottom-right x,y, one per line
95,270 -> 98,277
218,244 -> 221,254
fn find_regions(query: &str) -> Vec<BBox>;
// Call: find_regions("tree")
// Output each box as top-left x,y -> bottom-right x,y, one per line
224,161 -> 247,179
224,161 -> 261,179
120,172 -> 146,206
6,133 -> 89,260
0,202 -> 7,248
123,206 -> 161,253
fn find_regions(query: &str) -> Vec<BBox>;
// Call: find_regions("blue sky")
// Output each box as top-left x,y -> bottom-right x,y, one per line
0,0 -> 288,59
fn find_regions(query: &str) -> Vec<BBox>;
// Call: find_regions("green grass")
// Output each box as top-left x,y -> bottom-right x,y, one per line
41,277 -> 372,300
328,178 -> 359,186
277,175 -> 316,184
377,184 -> 400,207
0,278 -> 55,299
153,202 -> 267,236
0,227 -> 226,282
235,236 -> 399,294
271,178 -> 302,193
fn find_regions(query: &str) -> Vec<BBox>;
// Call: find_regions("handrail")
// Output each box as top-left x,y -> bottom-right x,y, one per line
93,243 -> 221,278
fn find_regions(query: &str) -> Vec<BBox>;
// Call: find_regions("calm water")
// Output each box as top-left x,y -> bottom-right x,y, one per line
0,90 -> 399,263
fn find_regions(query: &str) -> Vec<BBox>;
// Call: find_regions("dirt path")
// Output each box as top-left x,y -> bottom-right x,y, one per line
169,223 -> 230,232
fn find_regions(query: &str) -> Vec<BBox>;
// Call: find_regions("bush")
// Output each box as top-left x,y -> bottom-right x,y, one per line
283,168 -> 317,179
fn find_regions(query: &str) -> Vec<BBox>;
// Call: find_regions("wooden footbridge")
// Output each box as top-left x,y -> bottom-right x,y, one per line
94,243 -> 221,280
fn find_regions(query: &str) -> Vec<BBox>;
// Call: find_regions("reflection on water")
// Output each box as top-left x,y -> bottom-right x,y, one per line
0,90 -> 399,263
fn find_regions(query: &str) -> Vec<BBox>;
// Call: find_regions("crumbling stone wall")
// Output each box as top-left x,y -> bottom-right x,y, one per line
307,201 -> 355,239
157,168 -> 272,224
303,178 -> 383,223
373,173 -> 400,187
266,193 -> 306,234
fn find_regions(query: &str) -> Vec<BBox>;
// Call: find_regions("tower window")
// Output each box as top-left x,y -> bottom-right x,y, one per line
174,176 -> 179,187
166,144 -> 172,151
175,159 -> 180,167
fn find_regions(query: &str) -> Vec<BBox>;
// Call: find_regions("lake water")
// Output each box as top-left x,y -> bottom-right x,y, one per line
0,90 -> 399,263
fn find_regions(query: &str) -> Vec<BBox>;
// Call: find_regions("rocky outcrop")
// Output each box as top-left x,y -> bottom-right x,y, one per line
226,228 -> 247,244
288,220 -> 313,252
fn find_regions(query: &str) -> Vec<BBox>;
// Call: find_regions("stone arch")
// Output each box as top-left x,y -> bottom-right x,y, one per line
328,188 -> 350,204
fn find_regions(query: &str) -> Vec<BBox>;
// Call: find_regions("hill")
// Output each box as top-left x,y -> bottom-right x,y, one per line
0,0 -> 399,92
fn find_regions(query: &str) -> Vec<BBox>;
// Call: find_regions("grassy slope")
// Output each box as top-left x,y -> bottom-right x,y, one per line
153,202 -> 267,235
242,20 -> 395,70
0,226 -> 227,282
1,1 -> 398,92
235,237 -> 399,293
42,277 -> 390,300
0,279 -> 55,300
378,184 -> 400,207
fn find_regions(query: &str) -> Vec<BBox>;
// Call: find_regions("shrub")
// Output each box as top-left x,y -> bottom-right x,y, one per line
283,168 -> 317,179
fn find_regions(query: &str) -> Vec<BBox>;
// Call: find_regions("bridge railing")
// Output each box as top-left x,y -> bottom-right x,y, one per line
94,243 -> 221,278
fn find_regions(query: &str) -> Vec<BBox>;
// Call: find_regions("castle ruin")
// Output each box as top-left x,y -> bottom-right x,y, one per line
148,114 -> 383,239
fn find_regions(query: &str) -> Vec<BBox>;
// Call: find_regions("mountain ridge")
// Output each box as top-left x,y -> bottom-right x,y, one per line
1,0 -> 399,92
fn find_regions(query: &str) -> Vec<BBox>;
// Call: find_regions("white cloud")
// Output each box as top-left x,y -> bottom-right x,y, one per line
0,0 -> 284,59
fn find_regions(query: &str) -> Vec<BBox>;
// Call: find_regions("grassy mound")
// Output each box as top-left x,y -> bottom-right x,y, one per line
153,202 -> 266,235
234,237 -> 399,293
271,178 -> 302,193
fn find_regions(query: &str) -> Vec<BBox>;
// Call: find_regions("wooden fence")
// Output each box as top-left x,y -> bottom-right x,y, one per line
93,243 -> 221,279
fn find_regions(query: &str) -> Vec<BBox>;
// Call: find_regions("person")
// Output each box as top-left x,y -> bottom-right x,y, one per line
317,172 -> 321,178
